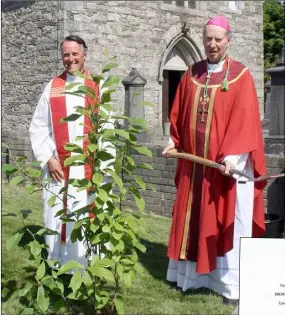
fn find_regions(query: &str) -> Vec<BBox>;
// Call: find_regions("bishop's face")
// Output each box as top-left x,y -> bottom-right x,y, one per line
203,25 -> 230,64
61,40 -> 85,74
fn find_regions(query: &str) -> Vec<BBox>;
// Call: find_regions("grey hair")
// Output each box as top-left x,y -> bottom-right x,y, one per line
202,25 -> 232,40
60,35 -> 88,55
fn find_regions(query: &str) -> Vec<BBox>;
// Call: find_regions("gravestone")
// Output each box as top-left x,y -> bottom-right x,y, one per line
122,68 -> 151,142
122,68 -> 147,120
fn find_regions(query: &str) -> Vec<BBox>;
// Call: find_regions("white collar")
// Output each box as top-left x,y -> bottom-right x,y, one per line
207,59 -> 226,73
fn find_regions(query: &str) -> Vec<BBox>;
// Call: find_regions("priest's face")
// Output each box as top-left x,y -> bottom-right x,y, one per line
61,40 -> 85,74
203,25 -> 230,63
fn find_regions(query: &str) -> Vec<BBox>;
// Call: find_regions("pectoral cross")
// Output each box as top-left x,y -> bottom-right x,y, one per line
198,95 -> 209,123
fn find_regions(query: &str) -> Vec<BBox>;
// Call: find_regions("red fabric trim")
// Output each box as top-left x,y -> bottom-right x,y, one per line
50,70 -> 100,241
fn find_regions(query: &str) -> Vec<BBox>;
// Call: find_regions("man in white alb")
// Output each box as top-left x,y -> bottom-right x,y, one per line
29,35 -> 104,267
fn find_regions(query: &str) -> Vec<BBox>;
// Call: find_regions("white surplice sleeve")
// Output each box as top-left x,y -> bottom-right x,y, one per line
29,81 -> 56,169
223,153 -> 249,180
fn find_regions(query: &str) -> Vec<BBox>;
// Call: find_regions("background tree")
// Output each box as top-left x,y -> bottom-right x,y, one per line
263,0 -> 285,82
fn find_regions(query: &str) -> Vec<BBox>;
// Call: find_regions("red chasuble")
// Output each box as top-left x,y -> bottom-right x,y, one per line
168,56 -> 266,274
49,70 -> 99,242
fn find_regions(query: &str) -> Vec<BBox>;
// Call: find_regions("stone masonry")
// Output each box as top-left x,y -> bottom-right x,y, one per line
2,1 -> 268,216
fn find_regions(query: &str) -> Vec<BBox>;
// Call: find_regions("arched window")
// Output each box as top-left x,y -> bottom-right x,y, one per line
158,35 -> 202,132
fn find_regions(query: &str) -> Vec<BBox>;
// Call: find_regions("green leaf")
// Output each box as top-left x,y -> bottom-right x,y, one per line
70,228 -> 83,243
18,283 -> 33,297
101,102 -> 113,112
106,170 -> 123,191
36,228 -> 58,236
60,113 -> 81,122
102,225 -> 110,233
114,297 -> 124,315
126,156 -> 135,166
47,195 -> 57,207
96,258 -> 115,267
113,129 -> 129,139
90,222 -> 100,233
64,154 -> 86,166
87,144 -> 98,153
92,173 -> 104,185
25,168 -> 42,178
134,263 -> 144,273
112,230 -> 123,240
57,260 -> 84,276
114,222 -> 124,231
101,92 -> 111,104
30,240 -> 42,258
69,270 -> 82,292
132,146 -> 152,158
126,216 -> 138,232
9,175 -> 23,186
134,175 -> 146,190
135,242 -> 146,253
53,298 -> 66,312
20,209 -> 32,220
88,266 -> 114,282
79,85 -> 95,97
66,290 -> 88,300
47,260 -> 59,269
136,162 -> 153,170
2,164 -> 18,175
130,118 -> 148,129
123,270 -> 135,287
83,271 -> 93,286
102,62 -> 119,73
36,261 -> 46,280
16,156 -> 28,162
133,193 -> 145,211
64,143 -> 84,154
41,275 -> 53,287
91,232 -> 107,244
55,280 -> 64,294
91,74 -> 104,83
37,286 -> 49,313
19,308 -> 35,315
97,188 -> 109,202
65,82 -> 82,90
96,150 -> 115,161
101,75 -> 121,89
26,184 -> 38,194
6,231 -> 24,250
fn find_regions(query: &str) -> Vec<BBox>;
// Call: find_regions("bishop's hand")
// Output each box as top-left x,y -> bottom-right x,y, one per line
162,142 -> 175,156
219,160 -> 235,177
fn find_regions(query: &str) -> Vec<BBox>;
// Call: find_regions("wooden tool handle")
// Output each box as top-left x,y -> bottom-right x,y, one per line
166,149 -> 221,169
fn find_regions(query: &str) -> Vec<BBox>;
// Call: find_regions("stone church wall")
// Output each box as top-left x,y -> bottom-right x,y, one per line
2,0 -> 270,216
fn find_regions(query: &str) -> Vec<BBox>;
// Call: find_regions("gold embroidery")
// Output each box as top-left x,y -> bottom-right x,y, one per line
179,86 -> 200,259
198,95 -> 210,123
50,87 -> 65,98
203,88 -> 217,171
190,67 -> 248,88
180,165 -> 195,259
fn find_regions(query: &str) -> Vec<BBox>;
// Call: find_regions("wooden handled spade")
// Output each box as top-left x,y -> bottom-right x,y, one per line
165,149 -> 285,183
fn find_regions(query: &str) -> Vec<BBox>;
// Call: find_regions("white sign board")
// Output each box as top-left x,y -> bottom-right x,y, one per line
239,238 -> 285,315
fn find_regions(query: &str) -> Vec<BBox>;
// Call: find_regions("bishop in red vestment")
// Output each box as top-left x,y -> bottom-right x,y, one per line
163,16 -> 266,302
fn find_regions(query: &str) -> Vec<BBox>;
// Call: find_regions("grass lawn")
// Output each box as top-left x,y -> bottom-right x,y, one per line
2,183 -> 235,315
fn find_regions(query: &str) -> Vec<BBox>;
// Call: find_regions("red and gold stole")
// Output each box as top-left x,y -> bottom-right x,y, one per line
50,70 -> 99,242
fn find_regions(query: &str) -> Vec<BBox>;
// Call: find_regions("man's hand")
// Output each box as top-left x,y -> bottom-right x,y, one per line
219,160 -> 235,177
47,157 -> 64,182
162,142 -> 175,156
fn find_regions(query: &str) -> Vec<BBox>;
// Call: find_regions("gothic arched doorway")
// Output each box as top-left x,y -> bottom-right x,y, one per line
158,34 -> 202,135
